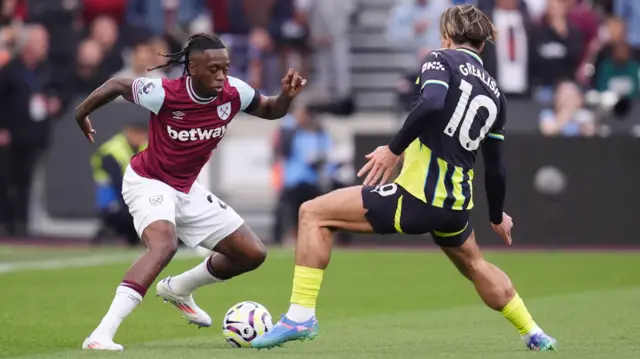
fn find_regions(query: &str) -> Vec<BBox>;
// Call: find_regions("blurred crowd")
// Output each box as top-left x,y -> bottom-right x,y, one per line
395,0 -> 639,137
0,0 -> 357,238
0,0 -> 638,239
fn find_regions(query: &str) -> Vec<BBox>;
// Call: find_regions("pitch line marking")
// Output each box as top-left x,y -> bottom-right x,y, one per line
0,250 -> 202,274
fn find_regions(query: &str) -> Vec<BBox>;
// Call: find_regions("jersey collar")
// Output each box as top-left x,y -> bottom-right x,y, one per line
186,76 -> 216,105
456,48 -> 484,66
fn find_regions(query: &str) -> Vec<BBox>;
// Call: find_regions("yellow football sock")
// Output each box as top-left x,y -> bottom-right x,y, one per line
290,265 -> 324,308
500,292 -> 537,335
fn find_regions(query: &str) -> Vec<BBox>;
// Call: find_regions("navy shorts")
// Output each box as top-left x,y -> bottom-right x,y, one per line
361,184 -> 472,247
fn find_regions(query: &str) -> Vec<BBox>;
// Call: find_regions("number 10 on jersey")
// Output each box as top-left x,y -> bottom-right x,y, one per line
444,79 -> 498,151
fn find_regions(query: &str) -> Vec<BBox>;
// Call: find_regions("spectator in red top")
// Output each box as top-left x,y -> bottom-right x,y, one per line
82,0 -> 127,24
568,0 -> 600,85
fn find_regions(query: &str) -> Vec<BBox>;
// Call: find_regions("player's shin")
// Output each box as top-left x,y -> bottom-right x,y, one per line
472,261 -> 542,339
285,204 -> 332,322
287,265 -> 324,322
499,291 -> 542,338
89,226 -> 177,341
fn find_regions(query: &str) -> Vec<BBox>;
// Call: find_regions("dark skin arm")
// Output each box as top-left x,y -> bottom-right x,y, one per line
248,68 -> 307,120
77,70 -> 306,139
75,77 -> 135,143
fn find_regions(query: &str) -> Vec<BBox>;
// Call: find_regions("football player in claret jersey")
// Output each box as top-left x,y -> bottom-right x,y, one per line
74,34 -> 306,351
252,5 -> 556,352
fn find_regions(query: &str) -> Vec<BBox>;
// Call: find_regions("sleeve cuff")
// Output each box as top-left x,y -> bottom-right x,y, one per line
490,211 -> 503,225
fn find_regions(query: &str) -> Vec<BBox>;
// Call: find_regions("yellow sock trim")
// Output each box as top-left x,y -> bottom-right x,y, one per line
499,293 -> 536,335
290,265 -> 324,308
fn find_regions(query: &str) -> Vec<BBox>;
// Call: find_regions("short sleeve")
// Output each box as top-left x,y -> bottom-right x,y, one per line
487,95 -> 507,141
131,77 -> 165,115
227,76 -> 262,113
419,51 -> 452,98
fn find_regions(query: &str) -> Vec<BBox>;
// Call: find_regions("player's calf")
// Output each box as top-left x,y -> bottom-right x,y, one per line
166,226 -> 267,295
207,224 -> 267,279
157,225 -> 266,327
441,232 -> 556,351
253,187 -> 373,349
83,221 -> 179,349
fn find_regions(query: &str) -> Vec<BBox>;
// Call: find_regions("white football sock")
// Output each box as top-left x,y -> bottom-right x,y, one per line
286,303 -> 316,322
91,286 -> 142,340
169,256 -> 223,294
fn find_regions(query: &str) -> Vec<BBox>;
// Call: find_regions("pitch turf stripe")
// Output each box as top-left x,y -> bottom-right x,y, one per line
0,248 -> 294,275
8,286 -> 640,358
0,250 -> 202,274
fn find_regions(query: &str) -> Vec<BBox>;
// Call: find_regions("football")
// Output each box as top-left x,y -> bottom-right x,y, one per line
222,301 -> 273,348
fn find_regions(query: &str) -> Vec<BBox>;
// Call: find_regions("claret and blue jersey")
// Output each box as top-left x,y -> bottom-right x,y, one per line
127,75 -> 261,193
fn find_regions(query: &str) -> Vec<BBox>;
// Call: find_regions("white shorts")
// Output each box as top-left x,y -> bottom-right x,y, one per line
121,165 -> 244,248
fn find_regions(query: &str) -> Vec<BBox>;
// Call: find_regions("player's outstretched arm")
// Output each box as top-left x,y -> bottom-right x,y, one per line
247,68 -> 306,120
481,139 -> 506,225
481,138 -> 513,245
75,77 -> 135,143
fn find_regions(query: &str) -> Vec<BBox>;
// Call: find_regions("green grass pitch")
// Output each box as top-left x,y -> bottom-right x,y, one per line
0,245 -> 639,358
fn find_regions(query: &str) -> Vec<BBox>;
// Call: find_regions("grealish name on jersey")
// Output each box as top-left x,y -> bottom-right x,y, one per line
458,62 -> 501,98
395,48 -> 507,211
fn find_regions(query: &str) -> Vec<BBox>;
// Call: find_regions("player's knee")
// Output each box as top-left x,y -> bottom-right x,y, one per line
299,199 -> 321,224
143,222 -> 179,259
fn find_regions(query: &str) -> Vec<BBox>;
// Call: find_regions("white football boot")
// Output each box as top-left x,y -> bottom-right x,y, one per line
82,337 -> 124,351
156,277 -> 212,328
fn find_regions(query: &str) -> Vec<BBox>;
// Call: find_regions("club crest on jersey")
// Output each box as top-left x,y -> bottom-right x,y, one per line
217,102 -> 231,121
149,195 -> 163,205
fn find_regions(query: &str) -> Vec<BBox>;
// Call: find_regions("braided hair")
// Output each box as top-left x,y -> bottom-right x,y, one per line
149,33 -> 226,75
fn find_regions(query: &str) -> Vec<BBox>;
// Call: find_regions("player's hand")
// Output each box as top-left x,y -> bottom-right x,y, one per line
357,145 -> 401,186
78,116 -> 96,143
491,212 -> 513,245
280,68 -> 307,98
